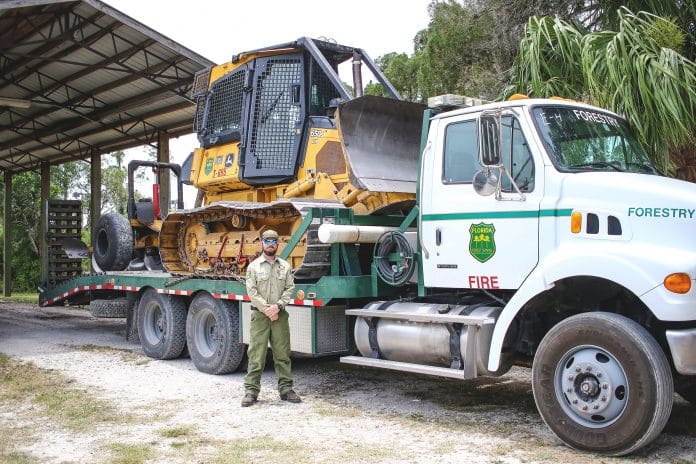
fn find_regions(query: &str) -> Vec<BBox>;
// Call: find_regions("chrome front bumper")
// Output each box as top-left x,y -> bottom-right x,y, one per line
666,328 -> 696,375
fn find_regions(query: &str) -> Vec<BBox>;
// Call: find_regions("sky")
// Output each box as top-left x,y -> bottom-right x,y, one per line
104,0 -> 434,206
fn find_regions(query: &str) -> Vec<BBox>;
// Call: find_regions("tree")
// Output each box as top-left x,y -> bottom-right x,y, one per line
102,151 -> 128,215
509,9 -> 696,178
374,0 -> 536,102
2,172 -> 42,291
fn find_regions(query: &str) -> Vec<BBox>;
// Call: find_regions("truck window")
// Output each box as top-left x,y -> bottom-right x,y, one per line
501,116 -> 535,192
442,117 -> 535,192
442,121 -> 478,184
532,106 -> 657,174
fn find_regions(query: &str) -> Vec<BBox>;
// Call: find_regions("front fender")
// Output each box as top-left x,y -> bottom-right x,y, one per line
487,242 -> 691,371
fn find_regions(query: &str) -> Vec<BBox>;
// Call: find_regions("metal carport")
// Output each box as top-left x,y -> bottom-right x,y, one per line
0,0 -> 215,296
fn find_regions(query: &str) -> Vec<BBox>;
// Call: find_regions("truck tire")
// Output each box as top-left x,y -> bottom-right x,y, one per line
186,293 -> 245,374
137,288 -> 187,360
90,298 -> 128,318
532,312 -> 673,456
93,213 -> 133,271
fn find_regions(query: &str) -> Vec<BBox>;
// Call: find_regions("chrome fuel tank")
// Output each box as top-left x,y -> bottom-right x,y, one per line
353,302 -> 501,376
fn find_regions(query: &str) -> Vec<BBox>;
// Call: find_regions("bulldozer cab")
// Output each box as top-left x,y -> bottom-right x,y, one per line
191,37 -> 404,185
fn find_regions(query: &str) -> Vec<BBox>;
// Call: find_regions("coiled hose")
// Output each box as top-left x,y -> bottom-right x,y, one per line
374,231 -> 415,286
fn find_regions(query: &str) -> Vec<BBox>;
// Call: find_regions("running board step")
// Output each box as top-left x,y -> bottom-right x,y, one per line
340,356 -> 472,379
345,308 -> 494,326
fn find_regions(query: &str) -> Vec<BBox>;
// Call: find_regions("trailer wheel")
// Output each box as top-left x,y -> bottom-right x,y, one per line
137,289 -> 186,359
186,293 -> 245,374
90,298 -> 128,318
93,213 -> 133,271
532,312 -> 673,456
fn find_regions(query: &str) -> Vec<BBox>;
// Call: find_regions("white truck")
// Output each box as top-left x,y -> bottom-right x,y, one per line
340,95 -> 696,456
42,86 -> 696,455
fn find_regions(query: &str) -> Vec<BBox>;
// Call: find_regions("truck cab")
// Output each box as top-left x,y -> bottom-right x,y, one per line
407,96 -> 696,454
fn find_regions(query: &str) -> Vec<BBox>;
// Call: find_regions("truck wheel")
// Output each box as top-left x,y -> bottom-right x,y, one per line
93,213 -> 133,271
90,298 -> 128,318
137,289 -> 186,359
532,312 -> 673,456
186,293 -> 245,374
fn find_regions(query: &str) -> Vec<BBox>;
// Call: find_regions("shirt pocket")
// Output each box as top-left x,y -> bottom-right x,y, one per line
256,269 -> 270,295
276,267 -> 287,280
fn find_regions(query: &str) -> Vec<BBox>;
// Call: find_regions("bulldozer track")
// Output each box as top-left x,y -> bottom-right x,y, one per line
160,200 -> 341,281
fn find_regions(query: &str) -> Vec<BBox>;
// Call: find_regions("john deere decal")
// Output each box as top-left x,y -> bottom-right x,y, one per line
469,223 -> 496,263
204,157 -> 214,175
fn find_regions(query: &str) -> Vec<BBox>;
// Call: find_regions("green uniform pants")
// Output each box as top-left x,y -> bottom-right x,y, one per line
244,309 -> 293,395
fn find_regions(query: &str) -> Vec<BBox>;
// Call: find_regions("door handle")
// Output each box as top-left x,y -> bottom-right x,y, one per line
435,228 -> 442,246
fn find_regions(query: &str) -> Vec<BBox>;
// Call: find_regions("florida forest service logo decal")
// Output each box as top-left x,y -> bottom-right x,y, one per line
469,222 -> 496,263
204,157 -> 214,175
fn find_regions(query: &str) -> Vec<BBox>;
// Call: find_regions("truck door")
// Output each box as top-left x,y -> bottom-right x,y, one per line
420,113 -> 541,290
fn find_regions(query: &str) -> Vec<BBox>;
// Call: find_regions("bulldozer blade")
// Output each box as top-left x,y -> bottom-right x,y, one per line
59,237 -> 89,259
336,95 -> 426,193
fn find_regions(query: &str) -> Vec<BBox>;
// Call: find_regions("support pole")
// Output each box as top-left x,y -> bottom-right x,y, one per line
157,132 -> 170,217
90,151 -> 101,247
39,162 -> 50,287
3,170 -> 12,297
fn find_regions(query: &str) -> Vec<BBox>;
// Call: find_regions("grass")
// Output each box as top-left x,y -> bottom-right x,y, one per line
105,442 -> 156,464
157,424 -> 196,438
213,435 -> 311,464
0,353 -> 127,431
0,451 -> 39,464
0,293 -> 38,304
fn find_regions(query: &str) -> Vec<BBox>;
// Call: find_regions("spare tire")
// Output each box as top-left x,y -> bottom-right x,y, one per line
90,298 -> 129,318
93,213 -> 133,271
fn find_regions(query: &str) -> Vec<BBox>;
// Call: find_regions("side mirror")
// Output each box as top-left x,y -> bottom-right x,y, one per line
478,112 -> 502,166
472,168 -> 498,196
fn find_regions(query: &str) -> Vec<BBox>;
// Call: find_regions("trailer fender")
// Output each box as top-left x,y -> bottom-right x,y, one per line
486,243 -> 677,372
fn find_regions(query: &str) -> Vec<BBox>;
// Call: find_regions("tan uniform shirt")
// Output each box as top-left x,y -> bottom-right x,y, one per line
245,255 -> 294,310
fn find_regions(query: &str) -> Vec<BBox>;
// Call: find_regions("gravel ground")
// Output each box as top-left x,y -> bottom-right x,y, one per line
0,300 -> 694,464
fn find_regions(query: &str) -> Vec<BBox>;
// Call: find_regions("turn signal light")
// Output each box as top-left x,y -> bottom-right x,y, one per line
664,273 -> 692,294
571,212 -> 582,233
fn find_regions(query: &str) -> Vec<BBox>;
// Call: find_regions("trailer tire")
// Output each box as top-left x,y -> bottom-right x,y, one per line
90,298 -> 128,318
93,213 -> 133,271
532,312 -> 673,456
186,293 -> 245,374
137,289 -> 186,360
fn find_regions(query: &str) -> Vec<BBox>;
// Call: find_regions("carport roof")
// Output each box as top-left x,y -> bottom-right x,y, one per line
0,0 -> 215,174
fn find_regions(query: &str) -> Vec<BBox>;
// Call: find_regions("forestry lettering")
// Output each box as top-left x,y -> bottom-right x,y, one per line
628,207 -> 695,219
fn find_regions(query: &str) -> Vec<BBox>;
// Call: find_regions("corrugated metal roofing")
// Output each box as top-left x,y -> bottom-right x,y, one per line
0,0 -> 215,173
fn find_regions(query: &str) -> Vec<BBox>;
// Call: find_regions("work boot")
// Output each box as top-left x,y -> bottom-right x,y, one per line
241,393 -> 258,407
280,389 -> 302,403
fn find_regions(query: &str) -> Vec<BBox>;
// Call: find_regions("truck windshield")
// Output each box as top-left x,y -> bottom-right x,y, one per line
532,106 -> 658,174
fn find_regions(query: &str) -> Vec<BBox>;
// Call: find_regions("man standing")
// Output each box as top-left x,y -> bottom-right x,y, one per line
242,229 -> 301,407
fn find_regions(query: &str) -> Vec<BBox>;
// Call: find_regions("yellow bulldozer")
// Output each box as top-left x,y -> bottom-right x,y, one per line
95,37 -> 425,280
